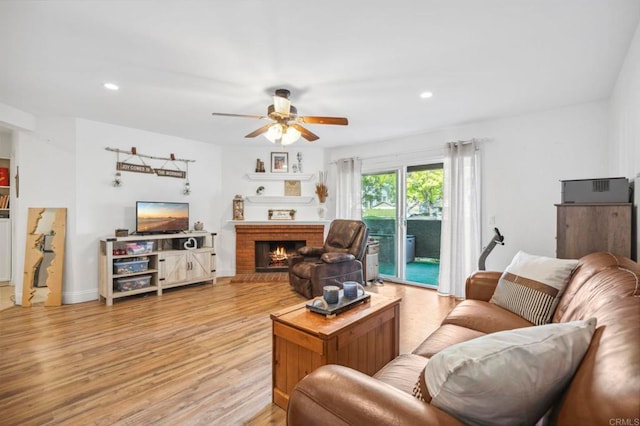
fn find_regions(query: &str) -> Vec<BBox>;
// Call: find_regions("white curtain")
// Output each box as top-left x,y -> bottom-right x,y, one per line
335,157 -> 362,219
438,141 -> 481,298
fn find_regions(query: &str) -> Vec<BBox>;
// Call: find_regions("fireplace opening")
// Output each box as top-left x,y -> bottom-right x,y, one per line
255,240 -> 305,272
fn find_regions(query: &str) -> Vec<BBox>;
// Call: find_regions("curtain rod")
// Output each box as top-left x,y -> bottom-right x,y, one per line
330,138 -> 490,164
330,146 -> 444,164
445,138 -> 490,146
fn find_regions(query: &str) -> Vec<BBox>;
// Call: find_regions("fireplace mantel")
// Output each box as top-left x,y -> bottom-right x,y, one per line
234,222 -> 326,274
229,220 -> 330,225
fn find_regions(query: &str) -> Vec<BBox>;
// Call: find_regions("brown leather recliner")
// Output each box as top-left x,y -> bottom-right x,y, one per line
288,219 -> 369,299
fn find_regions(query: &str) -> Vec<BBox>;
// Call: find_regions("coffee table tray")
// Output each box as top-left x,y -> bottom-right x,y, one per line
306,291 -> 371,318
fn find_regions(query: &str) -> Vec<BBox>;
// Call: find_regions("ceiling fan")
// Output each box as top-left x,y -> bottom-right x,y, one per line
212,89 -> 348,145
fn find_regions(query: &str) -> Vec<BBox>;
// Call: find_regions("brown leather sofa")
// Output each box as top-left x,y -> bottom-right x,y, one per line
288,219 -> 369,299
287,252 -> 640,425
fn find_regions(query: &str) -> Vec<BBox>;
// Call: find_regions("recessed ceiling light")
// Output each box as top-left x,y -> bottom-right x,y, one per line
103,82 -> 119,91
420,91 -> 433,99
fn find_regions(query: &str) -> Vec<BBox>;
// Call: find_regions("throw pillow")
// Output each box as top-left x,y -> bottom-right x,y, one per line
412,368 -> 432,403
424,318 -> 597,426
490,251 -> 579,325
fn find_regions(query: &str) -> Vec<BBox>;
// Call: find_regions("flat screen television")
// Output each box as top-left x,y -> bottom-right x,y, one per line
136,201 -> 189,234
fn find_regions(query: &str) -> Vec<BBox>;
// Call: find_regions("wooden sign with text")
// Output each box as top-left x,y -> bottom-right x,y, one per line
154,168 -> 186,178
117,162 -> 154,174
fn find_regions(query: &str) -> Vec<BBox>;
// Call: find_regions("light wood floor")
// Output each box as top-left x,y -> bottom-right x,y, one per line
0,278 -> 457,425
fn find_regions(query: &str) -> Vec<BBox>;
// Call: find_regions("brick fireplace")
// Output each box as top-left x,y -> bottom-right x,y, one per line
235,224 -> 325,274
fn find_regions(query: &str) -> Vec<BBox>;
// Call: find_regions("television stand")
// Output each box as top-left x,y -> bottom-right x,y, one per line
99,231 -> 216,305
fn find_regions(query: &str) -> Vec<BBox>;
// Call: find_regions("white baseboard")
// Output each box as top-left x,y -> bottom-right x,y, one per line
13,288 -> 99,305
63,289 -> 99,304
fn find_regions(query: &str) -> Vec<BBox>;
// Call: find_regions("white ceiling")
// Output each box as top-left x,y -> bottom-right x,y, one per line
0,1 -> 638,148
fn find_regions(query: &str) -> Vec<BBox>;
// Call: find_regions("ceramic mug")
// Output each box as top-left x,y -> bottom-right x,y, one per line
343,281 -> 365,299
323,285 -> 340,304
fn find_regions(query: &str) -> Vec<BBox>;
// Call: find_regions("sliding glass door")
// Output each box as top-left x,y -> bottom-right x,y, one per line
405,164 -> 443,286
362,170 -> 399,277
362,163 -> 443,286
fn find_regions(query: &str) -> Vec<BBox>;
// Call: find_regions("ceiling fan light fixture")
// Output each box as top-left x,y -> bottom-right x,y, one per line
264,123 -> 301,145
212,88 -> 347,144
282,125 -> 301,145
265,123 -> 283,141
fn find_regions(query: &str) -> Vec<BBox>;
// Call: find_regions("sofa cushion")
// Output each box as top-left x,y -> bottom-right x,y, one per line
372,353 -> 429,396
490,251 -> 579,325
412,324 -> 486,358
424,318 -> 597,426
442,299 -> 534,334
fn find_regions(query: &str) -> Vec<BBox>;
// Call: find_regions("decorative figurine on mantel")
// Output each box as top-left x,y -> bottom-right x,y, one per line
297,152 -> 303,173
255,158 -> 265,173
233,195 -> 245,220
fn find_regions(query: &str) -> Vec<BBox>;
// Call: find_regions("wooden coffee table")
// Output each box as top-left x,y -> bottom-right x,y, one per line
270,292 -> 401,410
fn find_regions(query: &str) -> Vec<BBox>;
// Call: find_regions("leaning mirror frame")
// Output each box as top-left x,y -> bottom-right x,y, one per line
22,207 -> 67,307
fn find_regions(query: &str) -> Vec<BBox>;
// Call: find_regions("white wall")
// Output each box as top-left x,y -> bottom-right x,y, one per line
328,101 -> 609,271
0,101 -> 35,132
218,145 -> 326,276
7,116 -> 222,304
609,22 -> 639,260
609,23 -> 640,179
72,119 -> 223,302
0,131 -> 11,156
12,116 -> 77,303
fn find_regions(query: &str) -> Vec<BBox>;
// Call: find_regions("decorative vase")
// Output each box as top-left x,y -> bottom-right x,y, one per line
317,202 -> 327,219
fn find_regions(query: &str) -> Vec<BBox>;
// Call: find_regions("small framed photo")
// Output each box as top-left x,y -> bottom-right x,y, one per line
271,152 -> 288,173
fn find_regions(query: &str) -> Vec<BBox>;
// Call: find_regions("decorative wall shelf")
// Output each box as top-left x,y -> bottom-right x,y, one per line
246,173 -> 314,181
245,196 -> 315,204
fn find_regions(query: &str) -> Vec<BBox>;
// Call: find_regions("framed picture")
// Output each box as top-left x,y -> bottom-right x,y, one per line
271,152 -> 288,173
269,209 -> 296,220
284,180 -> 301,196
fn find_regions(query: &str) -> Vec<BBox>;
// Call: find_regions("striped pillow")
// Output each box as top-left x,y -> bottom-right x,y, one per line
490,251 -> 579,325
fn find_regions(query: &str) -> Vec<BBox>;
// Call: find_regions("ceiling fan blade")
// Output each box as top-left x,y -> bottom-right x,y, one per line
212,112 -> 267,120
296,116 -> 349,125
245,123 -> 273,138
291,123 -> 319,142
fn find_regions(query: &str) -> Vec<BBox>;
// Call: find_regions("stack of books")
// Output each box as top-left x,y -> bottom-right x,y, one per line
0,194 -> 9,209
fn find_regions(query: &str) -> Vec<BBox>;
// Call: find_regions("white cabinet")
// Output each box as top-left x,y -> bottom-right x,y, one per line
99,232 -> 216,305
159,248 -> 214,289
